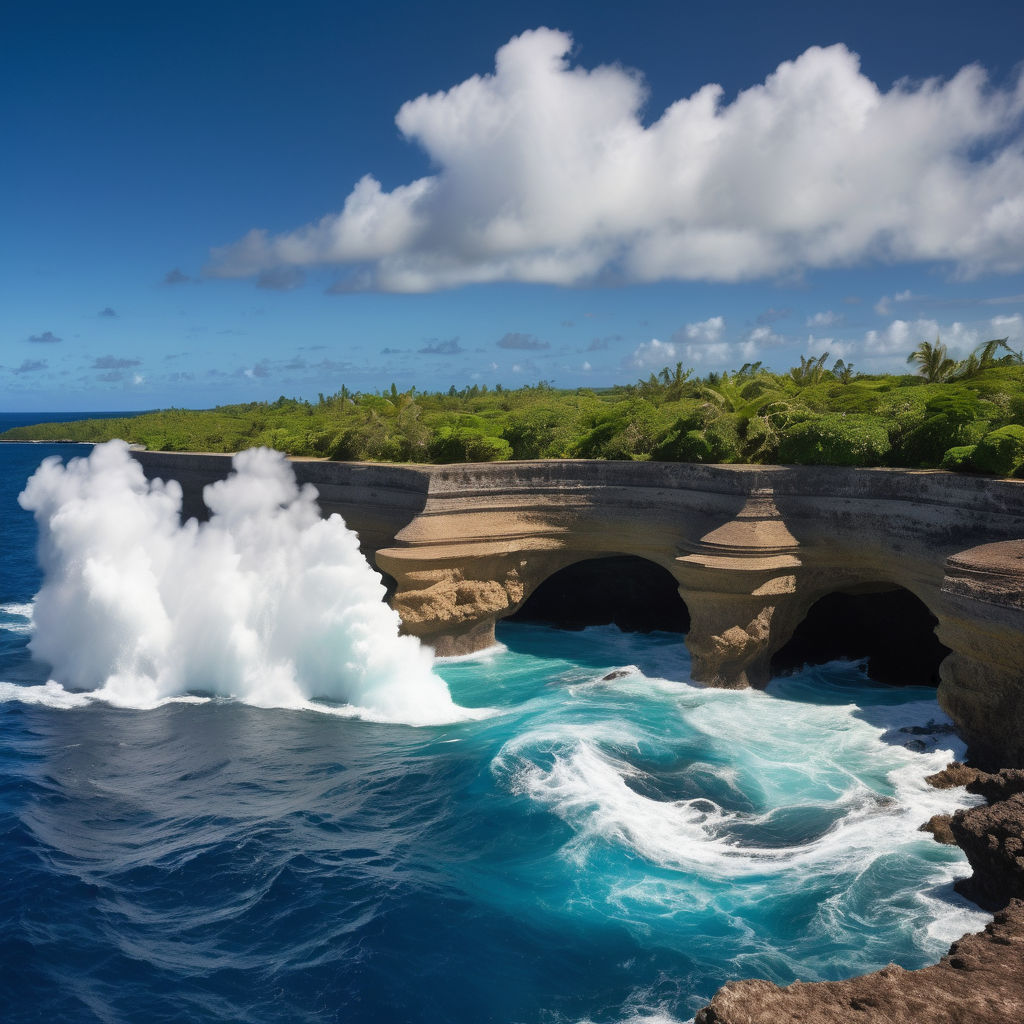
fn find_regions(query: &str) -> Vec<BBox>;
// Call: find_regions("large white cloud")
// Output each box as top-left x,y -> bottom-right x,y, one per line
991,313 -> 1023,340
864,318 -> 982,357
209,28 -> 1024,292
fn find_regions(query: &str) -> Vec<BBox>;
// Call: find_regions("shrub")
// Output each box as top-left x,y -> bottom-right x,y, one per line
573,398 -> 662,459
502,405 -> 576,459
651,415 -> 741,463
896,412 -> 988,467
971,425 -> 1024,476
427,427 -> 512,463
940,445 -> 978,472
777,414 -> 891,466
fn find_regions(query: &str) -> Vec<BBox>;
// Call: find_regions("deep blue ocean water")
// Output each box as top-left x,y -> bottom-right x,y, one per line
0,428 -> 988,1024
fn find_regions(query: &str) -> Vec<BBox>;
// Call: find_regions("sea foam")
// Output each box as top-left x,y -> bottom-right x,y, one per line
13,441 -> 478,724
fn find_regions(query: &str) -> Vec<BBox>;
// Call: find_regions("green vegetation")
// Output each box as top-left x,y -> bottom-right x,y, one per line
4,340 -> 1024,477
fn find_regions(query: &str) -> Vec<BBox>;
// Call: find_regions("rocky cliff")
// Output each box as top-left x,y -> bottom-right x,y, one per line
130,452 -> 1024,1024
132,454 -> 1024,768
696,764 -> 1024,1023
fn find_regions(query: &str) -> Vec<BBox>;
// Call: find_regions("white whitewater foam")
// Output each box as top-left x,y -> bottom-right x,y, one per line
0,601 -> 34,635
495,669 -> 980,880
12,440 -> 481,725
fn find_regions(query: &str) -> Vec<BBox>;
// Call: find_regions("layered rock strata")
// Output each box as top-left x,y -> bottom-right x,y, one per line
132,454 -> 1024,769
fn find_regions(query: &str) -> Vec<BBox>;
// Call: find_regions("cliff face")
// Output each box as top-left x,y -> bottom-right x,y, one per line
130,453 -> 1024,1024
131,454 -> 1024,768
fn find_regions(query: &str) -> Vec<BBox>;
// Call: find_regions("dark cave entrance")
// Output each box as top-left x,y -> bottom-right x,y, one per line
770,584 -> 950,687
376,568 -> 398,605
505,556 -> 690,634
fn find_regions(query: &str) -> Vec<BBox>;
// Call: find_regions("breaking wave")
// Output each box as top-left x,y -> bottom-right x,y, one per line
8,441 -> 479,725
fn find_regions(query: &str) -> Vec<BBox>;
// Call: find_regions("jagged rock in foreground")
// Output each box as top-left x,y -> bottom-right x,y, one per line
927,762 -> 1024,803
697,763 -> 1024,1023
951,793 -> 1024,910
695,902 -> 1024,1024
919,813 -> 957,844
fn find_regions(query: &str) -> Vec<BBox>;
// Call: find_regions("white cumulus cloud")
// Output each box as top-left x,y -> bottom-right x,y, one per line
865,318 -> 981,357
629,338 -> 677,370
682,316 -> 725,343
685,341 -> 732,364
991,313 -> 1023,340
208,29 -> 1024,292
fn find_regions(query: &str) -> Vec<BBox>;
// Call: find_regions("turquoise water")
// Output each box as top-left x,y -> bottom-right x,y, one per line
0,440 -> 987,1023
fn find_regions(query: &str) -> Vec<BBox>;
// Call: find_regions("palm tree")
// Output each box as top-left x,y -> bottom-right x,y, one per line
789,352 -> 830,387
907,337 -> 956,382
950,337 -> 1021,380
832,358 -> 856,383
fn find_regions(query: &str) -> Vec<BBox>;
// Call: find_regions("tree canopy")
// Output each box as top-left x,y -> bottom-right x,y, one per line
4,340 -> 1023,478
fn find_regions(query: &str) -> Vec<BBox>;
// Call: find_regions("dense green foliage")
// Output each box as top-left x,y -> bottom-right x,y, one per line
4,342 -> 1024,476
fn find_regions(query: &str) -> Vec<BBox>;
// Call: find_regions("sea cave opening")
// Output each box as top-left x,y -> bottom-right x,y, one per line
505,555 -> 690,633
770,584 -> 950,687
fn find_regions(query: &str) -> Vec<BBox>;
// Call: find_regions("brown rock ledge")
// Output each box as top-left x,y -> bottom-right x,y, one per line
695,903 -> 1024,1024
695,762 -> 1024,1024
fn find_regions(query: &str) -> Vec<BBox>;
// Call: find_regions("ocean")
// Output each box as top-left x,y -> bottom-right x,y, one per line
0,427 -> 989,1024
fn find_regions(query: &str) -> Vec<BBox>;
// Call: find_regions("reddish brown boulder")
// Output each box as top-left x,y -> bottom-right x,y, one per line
695,902 -> 1024,1024
920,813 -> 957,845
926,761 -> 986,790
951,792 -> 1024,910
927,761 -> 1024,803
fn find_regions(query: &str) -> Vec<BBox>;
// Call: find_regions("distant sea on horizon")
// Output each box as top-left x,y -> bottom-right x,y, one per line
0,410 -> 148,435
0,432 -> 991,1023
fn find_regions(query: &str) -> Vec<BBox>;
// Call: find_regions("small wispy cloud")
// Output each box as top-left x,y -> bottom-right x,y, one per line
256,267 -> 305,291
497,332 -> 549,350
418,337 -> 463,355
27,330 -> 61,344
13,358 -> 48,374
92,355 -> 141,370
628,338 -> 677,369
806,310 -> 843,328
757,307 -> 791,325
874,290 -> 915,316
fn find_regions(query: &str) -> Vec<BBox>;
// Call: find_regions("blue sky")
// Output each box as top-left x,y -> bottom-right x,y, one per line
2,0 -> 1023,411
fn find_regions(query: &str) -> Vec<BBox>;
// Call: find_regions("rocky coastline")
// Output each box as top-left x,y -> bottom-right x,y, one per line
695,762 -> 1024,1023
127,454 -> 1024,1024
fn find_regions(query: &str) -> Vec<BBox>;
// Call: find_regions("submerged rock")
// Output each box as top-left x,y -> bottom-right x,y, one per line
600,668 -> 635,681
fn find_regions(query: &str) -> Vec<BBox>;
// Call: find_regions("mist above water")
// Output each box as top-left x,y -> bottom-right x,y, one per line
15,441 -> 473,724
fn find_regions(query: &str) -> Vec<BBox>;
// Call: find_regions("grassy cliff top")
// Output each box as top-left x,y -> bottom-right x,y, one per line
5,352 -> 1024,477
